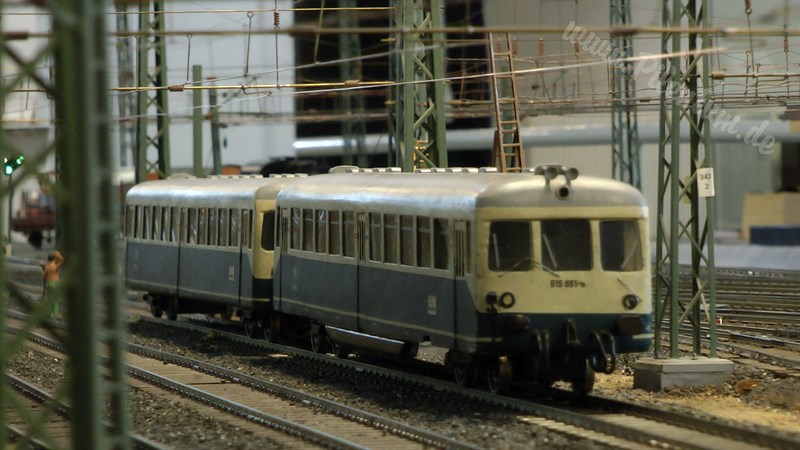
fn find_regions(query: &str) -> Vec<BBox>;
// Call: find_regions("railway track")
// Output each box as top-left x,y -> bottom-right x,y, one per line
5,372 -> 162,450
5,257 -> 800,449
132,315 -> 799,450
5,319 -> 476,450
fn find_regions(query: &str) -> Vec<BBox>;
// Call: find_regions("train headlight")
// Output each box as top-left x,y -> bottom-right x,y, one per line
498,292 -> 516,308
622,294 -> 640,310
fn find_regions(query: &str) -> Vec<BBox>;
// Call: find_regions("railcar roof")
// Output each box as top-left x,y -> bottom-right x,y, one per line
277,172 -> 647,212
125,177 -> 276,204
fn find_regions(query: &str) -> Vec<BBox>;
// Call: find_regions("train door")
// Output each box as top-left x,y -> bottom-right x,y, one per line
453,221 -> 471,351
355,212 -> 368,331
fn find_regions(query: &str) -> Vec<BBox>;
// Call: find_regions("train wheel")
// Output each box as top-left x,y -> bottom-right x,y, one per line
262,316 -> 281,343
400,342 -> 418,359
453,362 -> 476,388
166,299 -> 178,321
244,320 -> 258,339
486,356 -> 512,394
149,302 -> 163,318
571,361 -> 596,396
310,330 -> 329,353
330,341 -> 349,359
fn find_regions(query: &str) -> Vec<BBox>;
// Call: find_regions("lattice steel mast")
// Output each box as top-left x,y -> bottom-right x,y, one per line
655,0 -> 718,358
610,0 -> 642,189
136,0 -> 172,182
1,1 -> 131,448
390,0 -> 448,171
339,0 -> 368,167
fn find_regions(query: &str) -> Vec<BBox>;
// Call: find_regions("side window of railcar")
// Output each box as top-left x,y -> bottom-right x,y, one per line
369,213 -> 382,262
453,221 -> 472,276
179,208 -> 188,243
400,215 -> 415,266
208,209 -> 218,246
126,205 -> 135,238
135,206 -> 143,239
488,221 -> 532,272
230,209 -> 241,248
541,219 -> 591,271
242,209 -> 252,249
417,217 -> 432,268
600,220 -> 643,272
142,206 -> 150,241
170,207 -> 179,242
188,208 -> 198,244
198,208 -> 208,245
218,209 -> 228,246
160,207 -> 169,242
290,208 -> 301,250
384,214 -> 398,264
150,206 -> 158,240
342,211 -> 355,258
433,218 -> 449,270
261,210 -> 276,251
153,206 -> 161,241
328,211 -> 341,255
315,209 -> 327,253
302,209 -> 314,251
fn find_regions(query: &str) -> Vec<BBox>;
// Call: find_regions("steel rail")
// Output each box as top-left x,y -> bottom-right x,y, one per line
11,324 -> 478,450
4,373 -> 165,450
137,316 -> 799,450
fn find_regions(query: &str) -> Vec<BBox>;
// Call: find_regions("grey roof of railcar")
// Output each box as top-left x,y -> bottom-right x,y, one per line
276,172 -> 647,215
125,177 -> 289,207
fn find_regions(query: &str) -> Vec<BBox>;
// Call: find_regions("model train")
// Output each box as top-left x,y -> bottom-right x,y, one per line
124,166 -> 652,394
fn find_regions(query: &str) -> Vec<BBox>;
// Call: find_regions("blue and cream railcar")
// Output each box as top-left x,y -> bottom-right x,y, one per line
124,176 -> 299,337
273,166 -> 652,393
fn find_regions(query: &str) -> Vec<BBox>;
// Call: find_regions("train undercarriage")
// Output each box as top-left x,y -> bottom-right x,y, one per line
143,294 -> 613,395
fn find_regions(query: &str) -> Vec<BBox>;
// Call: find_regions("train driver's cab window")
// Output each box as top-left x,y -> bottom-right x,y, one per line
261,210 -> 276,251
600,220 -> 643,271
488,221 -> 532,271
541,219 -> 591,271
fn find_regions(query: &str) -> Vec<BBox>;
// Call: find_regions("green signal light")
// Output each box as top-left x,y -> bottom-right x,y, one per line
3,154 -> 24,175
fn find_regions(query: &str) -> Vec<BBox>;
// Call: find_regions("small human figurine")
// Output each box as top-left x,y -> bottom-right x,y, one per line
42,250 -> 65,317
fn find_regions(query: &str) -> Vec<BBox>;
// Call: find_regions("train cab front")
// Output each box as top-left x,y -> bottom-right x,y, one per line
466,214 -> 652,394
